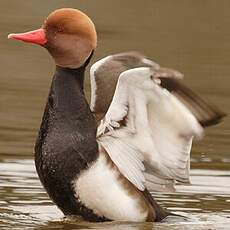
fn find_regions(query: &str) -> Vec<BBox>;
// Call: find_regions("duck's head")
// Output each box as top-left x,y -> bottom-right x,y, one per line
8,8 -> 97,68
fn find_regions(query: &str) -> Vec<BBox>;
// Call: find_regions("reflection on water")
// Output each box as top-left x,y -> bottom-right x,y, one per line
0,159 -> 230,229
0,0 -> 230,229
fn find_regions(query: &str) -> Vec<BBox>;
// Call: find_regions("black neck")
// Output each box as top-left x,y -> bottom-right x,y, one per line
54,50 -> 94,91
51,50 -> 94,119
55,65 -> 85,91
35,51 -> 100,219
35,58 -> 98,168
36,61 -> 98,168
35,50 -> 97,154
51,66 -> 83,118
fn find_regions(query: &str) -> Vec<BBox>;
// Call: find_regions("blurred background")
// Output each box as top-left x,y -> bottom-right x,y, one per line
0,1 -> 229,229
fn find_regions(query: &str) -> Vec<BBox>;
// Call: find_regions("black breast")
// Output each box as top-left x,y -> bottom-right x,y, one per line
34,64 -> 107,221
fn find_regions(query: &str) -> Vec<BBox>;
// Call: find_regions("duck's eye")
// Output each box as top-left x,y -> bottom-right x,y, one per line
58,29 -> 63,33
56,27 -> 64,33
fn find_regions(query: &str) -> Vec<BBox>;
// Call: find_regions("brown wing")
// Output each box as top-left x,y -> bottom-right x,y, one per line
90,51 -> 226,127
90,51 -> 159,123
160,78 -> 226,127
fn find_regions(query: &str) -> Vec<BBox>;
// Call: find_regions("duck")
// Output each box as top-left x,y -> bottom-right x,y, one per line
8,8 -> 225,222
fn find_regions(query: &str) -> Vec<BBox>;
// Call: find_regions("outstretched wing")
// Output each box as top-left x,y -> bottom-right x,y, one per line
97,67 -> 203,192
160,78 -> 226,127
90,52 -> 225,126
90,52 -> 160,123
90,52 -> 226,192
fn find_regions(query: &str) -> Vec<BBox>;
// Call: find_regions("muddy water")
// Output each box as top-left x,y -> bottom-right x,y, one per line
0,1 -> 230,229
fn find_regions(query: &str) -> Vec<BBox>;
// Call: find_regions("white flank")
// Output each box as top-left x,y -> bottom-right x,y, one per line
73,150 -> 148,222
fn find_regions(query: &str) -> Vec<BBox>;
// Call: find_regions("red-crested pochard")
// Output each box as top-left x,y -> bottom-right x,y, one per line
8,8 -> 225,222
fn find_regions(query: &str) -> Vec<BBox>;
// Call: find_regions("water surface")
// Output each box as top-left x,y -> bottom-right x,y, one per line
0,1 -> 230,229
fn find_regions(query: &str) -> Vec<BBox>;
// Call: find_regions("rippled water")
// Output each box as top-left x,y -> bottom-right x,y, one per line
1,159 -> 230,229
1,1 -> 230,229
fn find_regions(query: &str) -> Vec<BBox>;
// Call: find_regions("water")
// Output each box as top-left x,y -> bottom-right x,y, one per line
0,1 -> 230,229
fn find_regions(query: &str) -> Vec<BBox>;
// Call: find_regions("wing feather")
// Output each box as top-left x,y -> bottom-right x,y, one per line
91,53 -> 225,192
99,132 -> 145,191
97,67 -> 203,192
90,52 -> 226,126
90,52 -> 159,123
